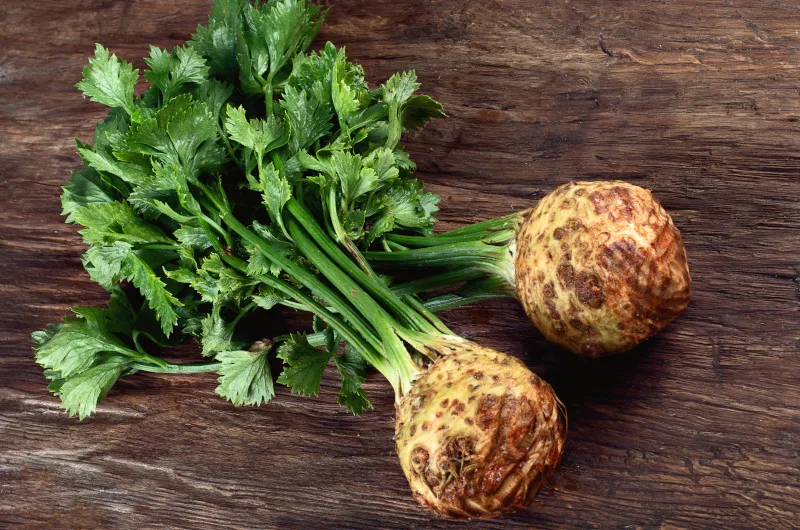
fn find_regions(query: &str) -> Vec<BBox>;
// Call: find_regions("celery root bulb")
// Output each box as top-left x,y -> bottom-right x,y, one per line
514,181 -> 691,357
395,337 -> 566,518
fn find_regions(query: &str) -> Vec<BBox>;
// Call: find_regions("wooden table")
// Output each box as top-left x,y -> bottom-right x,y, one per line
1,1 -> 798,527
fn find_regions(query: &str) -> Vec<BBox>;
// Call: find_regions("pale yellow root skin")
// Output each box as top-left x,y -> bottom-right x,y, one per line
395,336 -> 566,519
514,181 -> 691,357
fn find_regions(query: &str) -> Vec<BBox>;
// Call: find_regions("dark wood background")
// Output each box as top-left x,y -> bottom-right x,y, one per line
1,0 -> 798,528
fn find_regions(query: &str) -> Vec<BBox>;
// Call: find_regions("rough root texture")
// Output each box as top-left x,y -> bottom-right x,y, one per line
514,181 -> 691,357
395,336 -> 566,519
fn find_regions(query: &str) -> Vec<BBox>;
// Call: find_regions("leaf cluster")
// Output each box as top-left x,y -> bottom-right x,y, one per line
37,0 -> 445,418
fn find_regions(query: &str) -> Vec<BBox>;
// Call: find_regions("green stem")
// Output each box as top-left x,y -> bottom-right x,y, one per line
199,210 -> 232,248
285,217 -> 420,393
119,333 -> 168,368
191,192 -> 393,382
129,350 -> 170,369
287,199 -> 446,335
327,186 -> 348,244
280,299 -> 313,311
386,228 -> 514,248
364,241 -> 508,271
254,271 -> 398,387
213,251 -> 396,385
390,267 -> 488,296
215,210 -> 385,355
385,239 -> 408,251
321,191 -> 339,242
401,295 -> 449,337
265,84 -> 274,116
195,210 -> 228,257
396,228 -> 516,248
218,124 -> 244,171
132,361 -> 221,374
343,233 -> 378,278
422,277 -> 517,312
421,212 -> 520,239
271,151 -> 284,171
231,301 -> 256,327
195,180 -> 227,213
192,182 -> 440,395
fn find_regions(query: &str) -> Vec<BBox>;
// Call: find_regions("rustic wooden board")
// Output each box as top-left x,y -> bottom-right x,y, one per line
1,0 -> 798,527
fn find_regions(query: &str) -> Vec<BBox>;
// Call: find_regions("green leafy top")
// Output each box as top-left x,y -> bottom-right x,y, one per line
38,0 -> 445,419
76,44 -> 139,116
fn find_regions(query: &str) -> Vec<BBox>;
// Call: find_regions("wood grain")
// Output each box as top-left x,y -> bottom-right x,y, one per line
1,0 -> 799,527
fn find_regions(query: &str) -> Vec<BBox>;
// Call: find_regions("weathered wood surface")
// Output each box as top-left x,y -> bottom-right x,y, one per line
1,0 -> 799,527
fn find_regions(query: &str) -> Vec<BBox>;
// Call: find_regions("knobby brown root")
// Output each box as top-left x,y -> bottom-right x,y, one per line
514,181 -> 691,357
395,337 -> 567,519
